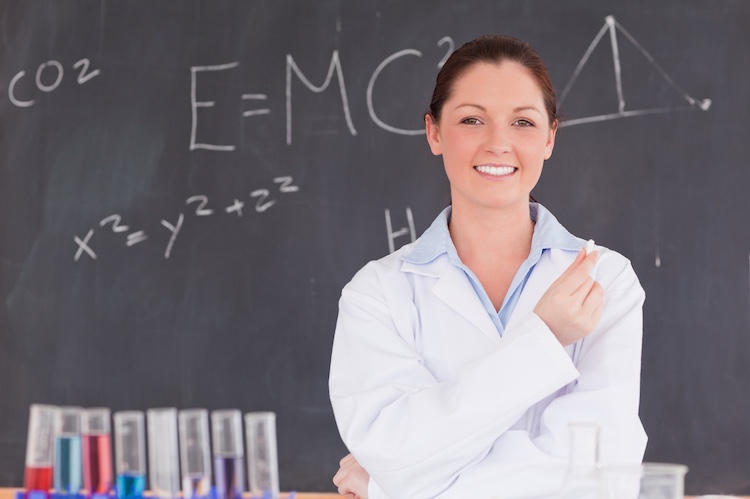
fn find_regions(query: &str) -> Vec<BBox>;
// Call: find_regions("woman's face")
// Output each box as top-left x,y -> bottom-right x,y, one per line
426,61 -> 556,213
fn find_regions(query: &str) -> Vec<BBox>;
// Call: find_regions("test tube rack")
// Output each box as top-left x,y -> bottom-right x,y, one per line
15,490 -> 294,499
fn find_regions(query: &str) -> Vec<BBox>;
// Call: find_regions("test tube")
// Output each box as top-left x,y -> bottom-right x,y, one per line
54,407 -> 82,494
147,408 -> 180,499
113,411 -> 146,499
178,409 -> 212,499
81,408 -> 113,495
24,404 -> 58,493
211,410 -> 245,499
244,412 -> 279,499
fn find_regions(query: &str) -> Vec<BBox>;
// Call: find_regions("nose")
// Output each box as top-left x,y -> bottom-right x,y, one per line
485,124 -> 512,155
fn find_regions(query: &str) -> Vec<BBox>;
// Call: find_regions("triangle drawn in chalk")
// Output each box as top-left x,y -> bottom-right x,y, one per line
557,15 -> 711,128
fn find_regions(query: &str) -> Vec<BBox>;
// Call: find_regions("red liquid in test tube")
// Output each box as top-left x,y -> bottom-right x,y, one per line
23,405 -> 58,494
82,408 -> 113,495
83,433 -> 113,494
24,467 -> 53,492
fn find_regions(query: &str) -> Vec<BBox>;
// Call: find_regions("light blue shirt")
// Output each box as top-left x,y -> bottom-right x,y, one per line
402,203 -> 584,336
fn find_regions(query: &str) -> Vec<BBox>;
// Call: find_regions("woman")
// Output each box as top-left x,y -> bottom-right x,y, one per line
329,34 -> 647,499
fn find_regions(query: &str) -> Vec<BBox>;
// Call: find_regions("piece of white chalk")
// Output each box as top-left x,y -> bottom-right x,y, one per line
585,239 -> 595,255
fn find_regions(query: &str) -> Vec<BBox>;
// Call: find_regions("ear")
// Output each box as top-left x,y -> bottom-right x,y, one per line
543,121 -> 557,160
425,114 -> 443,156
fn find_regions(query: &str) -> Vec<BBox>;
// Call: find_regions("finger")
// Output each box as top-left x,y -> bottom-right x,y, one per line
558,248 -> 587,280
333,468 -> 344,487
553,250 -> 598,295
572,250 -> 599,276
339,453 -> 355,466
559,267 -> 596,304
581,282 -> 605,319
336,477 -> 352,496
564,251 -> 601,293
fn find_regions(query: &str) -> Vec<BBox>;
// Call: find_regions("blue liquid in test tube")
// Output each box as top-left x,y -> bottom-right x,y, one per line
116,473 -> 146,499
53,407 -> 82,495
54,435 -> 82,494
114,411 -> 147,499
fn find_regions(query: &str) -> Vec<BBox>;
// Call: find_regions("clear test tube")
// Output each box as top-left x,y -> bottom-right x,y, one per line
24,404 -> 58,492
178,409 -> 212,499
147,408 -> 180,499
54,407 -> 82,494
211,410 -> 244,499
81,408 -> 113,495
244,412 -> 279,499
113,411 -> 146,499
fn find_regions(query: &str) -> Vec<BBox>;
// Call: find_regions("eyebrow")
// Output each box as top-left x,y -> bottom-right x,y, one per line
453,103 -> 543,115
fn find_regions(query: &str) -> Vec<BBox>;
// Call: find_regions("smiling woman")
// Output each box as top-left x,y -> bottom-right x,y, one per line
329,35 -> 647,499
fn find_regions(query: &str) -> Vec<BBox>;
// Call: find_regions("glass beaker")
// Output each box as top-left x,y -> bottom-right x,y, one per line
638,462 -> 688,499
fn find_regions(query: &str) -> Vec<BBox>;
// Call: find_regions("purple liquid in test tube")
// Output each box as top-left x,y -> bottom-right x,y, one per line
211,410 -> 244,499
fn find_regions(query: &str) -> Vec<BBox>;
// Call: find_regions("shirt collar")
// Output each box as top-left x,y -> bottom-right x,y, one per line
402,203 -> 583,265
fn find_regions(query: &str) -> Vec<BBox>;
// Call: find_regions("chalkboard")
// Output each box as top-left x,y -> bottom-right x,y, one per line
1,0 -> 749,494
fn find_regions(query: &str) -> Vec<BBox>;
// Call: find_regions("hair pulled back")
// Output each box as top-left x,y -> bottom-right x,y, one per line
428,35 -> 558,127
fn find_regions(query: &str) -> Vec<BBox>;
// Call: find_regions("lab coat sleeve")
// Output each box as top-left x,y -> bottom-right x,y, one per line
434,255 -> 647,498
530,255 -> 648,465
329,258 -> 581,498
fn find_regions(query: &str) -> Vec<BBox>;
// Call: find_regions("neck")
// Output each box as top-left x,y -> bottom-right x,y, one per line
449,201 -> 534,264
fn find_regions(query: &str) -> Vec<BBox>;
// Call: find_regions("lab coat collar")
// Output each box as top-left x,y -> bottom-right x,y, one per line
399,247 -> 575,344
398,203 -> 585,342
402,203 -> 583,268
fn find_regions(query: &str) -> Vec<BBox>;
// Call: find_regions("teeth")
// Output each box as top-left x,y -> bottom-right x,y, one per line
475,165 -> 515,176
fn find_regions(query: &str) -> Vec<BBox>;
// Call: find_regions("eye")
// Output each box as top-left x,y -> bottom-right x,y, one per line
460,117 -> 483,125
513,119 -> 535,127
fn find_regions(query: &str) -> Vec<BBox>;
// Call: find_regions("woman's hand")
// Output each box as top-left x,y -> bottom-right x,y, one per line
533,248 -> 604,346
333,453 -> 370,498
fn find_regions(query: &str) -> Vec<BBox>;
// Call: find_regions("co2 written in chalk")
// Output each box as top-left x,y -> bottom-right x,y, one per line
73,176 -> 299,262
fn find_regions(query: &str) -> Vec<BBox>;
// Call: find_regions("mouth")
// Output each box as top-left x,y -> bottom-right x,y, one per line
474,165 -> 517,177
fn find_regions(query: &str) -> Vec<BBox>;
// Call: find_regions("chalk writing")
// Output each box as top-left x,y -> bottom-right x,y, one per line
73,229 -> 96,261
436,37 -> 454,69
367,49 -> 424,136
160,213 -> 184,260
189,36 -> 456,149
385,207 -> 415,253
286,51 -> 357,145
559,15 -> 711,127
186,195 -> 214,216
8,58 -> 100,108
73,176 -> 299,261
190,62 -> 241,151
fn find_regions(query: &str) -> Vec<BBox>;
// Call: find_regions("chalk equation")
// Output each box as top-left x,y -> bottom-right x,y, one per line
8,57 -> 100,107
73,176 -> 299,262
190,36 -> 455,150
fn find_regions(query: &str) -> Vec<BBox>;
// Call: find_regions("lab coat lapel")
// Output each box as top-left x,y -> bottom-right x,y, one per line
428,261 -> 500,344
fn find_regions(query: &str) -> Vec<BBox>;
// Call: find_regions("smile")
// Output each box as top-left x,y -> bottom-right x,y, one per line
474,165 -> 517,176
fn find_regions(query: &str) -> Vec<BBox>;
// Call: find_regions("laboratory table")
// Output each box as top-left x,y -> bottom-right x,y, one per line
2,489 -> 748,498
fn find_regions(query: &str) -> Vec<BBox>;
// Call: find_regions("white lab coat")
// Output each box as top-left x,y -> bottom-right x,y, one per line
329,235 -> 647,498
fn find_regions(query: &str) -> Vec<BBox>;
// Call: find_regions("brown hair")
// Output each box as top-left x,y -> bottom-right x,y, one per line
427,35 -> 558,127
